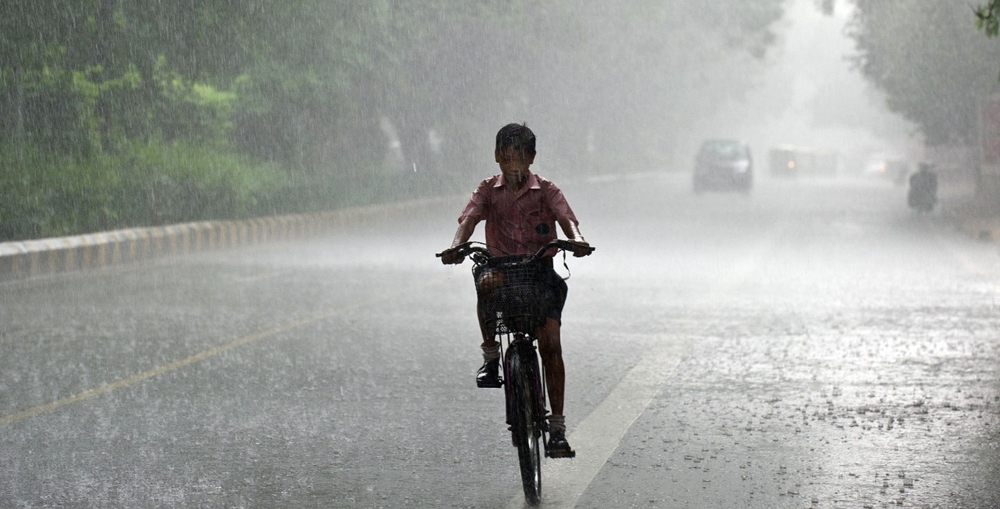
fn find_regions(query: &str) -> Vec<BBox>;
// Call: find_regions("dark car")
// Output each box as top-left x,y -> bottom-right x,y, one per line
693,139 -> 753,193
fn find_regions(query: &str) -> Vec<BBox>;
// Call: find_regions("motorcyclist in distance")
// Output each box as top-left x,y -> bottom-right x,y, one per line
908,162 -> 938,213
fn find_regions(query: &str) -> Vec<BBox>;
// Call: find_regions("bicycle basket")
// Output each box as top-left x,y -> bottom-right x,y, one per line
473,256 -> 546,336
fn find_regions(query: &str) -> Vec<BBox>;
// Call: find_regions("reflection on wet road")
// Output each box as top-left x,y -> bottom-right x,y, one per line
2,173 -> 998,508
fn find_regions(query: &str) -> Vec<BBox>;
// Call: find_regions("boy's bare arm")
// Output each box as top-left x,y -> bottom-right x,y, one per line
451,217 -> 478,247
558,218 -> 591,257
441,217 -> 478,264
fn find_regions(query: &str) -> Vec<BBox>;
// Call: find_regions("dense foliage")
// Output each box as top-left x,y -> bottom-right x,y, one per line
976,1 -> 1000,36
1,1 -> 784,241
848,0 -> 1000,145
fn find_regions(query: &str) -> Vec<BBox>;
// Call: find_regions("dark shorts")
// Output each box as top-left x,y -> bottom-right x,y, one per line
538,260 -> 569,323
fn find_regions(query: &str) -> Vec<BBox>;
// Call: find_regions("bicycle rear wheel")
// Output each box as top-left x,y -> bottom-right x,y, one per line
507,343 -> 542,505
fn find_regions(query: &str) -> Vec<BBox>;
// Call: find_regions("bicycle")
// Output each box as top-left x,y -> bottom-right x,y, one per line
437,239 -> 595,505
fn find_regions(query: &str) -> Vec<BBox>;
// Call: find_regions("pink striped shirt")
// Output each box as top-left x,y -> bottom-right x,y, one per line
459,172 -> 579,257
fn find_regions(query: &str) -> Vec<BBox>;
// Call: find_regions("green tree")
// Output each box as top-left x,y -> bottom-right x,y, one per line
1,0 -> 790,241
0,0 -> 265,154
975,1 -> 1000,36
849,0 -> 1000,145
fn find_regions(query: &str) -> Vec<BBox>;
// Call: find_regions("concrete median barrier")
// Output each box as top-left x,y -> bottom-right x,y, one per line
0,195 -> 460,281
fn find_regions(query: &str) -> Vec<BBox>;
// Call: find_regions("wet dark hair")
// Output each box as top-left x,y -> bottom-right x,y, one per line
495,122 -> 536,157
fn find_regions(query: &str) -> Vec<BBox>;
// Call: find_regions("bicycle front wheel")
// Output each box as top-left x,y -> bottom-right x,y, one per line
507,344 -> 542,505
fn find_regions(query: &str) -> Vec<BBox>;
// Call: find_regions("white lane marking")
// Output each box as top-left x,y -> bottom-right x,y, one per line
505,340 -> 685,509
504,215 -> 793,508
229,270 -> 289,283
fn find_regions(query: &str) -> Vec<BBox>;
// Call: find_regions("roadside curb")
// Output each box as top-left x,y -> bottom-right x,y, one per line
0,195 -> 462,281
940,190 -> 1000,245
947,208 -> 1000,243
956,219 -> 1000,242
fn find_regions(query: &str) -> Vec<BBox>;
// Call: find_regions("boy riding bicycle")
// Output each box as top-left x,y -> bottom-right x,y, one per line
440,123 -> 591,458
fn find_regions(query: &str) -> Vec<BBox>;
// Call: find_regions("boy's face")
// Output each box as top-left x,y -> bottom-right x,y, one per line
495,147 -> 535,185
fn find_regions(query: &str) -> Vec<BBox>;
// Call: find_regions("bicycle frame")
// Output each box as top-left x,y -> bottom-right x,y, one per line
436,239 -> 595,505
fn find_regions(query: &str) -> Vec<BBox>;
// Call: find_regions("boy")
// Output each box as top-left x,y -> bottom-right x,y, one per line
439,122 -> 591,458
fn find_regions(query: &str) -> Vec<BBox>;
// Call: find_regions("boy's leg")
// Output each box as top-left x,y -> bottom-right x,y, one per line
537,267 -> 568,413
477,301 -> 502,387
537,317 -> 574,458
536,318 -> 565,415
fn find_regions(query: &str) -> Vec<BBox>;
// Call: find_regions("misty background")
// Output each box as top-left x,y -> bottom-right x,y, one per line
2,0 -> 997,242
5,4 -> 1000,506
707,0 -> 915,166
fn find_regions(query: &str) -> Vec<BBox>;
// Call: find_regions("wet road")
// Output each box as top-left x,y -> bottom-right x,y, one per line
2,172 -> 999,508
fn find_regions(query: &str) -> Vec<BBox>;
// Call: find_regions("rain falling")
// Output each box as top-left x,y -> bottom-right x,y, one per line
2,0 -> 1000,507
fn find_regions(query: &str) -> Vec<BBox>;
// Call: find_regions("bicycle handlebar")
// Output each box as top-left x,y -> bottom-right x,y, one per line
436,239 -> 595,264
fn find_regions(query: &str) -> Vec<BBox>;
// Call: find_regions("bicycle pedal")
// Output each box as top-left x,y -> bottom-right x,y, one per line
476,378 -> 503,388
545,449 -> 576,459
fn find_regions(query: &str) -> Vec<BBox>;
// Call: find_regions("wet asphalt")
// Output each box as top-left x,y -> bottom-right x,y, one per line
1,171 -> 998,508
